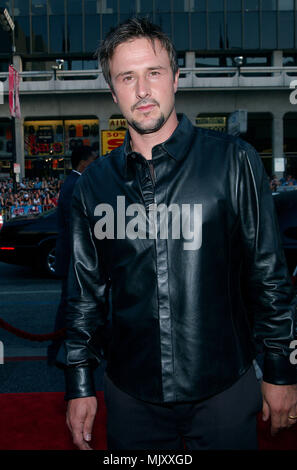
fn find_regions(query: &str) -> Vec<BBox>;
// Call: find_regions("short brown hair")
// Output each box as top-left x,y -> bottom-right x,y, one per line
71,145 -> 94,170
97,17 -> 178,91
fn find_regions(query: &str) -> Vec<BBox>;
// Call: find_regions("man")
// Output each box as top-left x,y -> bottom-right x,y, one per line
34,177 -> 42,189
47,146 -> 96,364
58,18 -> 297,450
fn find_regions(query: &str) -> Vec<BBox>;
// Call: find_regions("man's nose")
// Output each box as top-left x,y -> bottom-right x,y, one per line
135,76 -> 151,99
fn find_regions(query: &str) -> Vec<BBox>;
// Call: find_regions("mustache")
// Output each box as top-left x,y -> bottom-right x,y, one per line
131,99 -> 160,112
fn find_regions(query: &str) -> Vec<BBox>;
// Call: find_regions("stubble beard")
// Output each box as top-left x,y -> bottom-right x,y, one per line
128,113 -> 166,135
128,101 -> 175,135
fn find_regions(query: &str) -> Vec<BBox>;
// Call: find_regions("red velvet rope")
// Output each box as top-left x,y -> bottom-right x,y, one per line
0,317 -> 65,342
0,277 -> 295,342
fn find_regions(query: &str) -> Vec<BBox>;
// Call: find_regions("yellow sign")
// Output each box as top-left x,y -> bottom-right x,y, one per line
109,118 -> 128,130
101,130 -> 126,155
196,116 -> 227,132
24,118 -> 99,156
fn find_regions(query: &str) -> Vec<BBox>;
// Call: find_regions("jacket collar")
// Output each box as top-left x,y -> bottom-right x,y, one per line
121,114 -> 196,176
161,113 -> 196,161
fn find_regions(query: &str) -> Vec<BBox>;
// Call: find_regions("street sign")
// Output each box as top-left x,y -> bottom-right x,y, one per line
196,116 -> 227,132
109,118 -> 128,130
9,65 -> 21,119
3,8 -> 14,30
13,163 -> 20,174
274,158 -> 285,172
0,8 -> 14,31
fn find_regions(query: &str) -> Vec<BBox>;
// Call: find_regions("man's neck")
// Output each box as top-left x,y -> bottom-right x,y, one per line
129,111 -> 178,160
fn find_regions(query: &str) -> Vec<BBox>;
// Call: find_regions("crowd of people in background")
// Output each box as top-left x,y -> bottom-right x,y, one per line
0,177 -> 63,217
0,172 -> 297,218
269,173 -> 297,192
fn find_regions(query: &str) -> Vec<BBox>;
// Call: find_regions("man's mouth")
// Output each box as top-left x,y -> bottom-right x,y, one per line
136,104 -> 156,112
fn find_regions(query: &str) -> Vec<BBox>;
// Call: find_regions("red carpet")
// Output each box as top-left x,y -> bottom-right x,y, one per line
0,392 -> 296,450
257,414 -> 297,450
0,392 -> 107,450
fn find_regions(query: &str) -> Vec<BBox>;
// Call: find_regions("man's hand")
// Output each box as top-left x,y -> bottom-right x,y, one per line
261,381 -> 297,436
66,396 -> 98,450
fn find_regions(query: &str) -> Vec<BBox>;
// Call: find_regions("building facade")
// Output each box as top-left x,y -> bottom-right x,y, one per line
0,0 -> 296,179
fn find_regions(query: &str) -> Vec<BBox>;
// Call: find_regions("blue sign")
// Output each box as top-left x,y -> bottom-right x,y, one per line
10,205 -> 42,217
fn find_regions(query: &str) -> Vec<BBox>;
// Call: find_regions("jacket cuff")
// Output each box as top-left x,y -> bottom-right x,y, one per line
263,352 -> 297,385
64,365 -> 96,401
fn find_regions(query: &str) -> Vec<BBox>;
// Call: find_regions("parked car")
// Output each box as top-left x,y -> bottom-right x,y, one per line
272,189 -> 297,285
0,208 -> 58,277
0,190 -> 296,282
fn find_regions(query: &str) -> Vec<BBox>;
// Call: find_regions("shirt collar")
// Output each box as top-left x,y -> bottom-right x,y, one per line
161,114 -> 196,161
122,114 -> 196,176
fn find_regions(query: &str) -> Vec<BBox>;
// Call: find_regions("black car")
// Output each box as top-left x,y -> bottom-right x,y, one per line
0,208 -> 58,277
0,190 -> 297,282
272,189 -> 297,285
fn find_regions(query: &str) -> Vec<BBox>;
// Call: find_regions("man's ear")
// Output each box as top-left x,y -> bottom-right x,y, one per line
173,69 -> 179,94
110,86 -> 118,104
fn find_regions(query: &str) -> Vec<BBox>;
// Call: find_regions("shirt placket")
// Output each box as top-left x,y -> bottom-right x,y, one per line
136,154 -> 175,402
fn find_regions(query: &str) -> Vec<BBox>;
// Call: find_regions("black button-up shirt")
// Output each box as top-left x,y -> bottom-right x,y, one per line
59,114 -> 297,403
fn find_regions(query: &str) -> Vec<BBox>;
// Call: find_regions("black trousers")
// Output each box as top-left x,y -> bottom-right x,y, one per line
103,365 -> 263,450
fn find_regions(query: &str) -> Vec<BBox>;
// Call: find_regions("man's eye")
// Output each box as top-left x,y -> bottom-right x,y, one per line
123,76 -> 133,82
150,71 -> 160,76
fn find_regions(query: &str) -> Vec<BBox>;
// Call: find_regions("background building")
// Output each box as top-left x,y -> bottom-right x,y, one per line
0,0 -> 296,180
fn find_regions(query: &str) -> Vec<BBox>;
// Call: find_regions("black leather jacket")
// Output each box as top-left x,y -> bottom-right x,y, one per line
58,114 -> 297,403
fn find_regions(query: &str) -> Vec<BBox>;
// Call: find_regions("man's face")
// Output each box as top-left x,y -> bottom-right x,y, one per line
109,37 -> 179,135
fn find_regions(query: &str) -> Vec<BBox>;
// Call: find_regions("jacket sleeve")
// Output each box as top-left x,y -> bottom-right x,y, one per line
237,141 -> 297,385
56,180 -> 111,400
